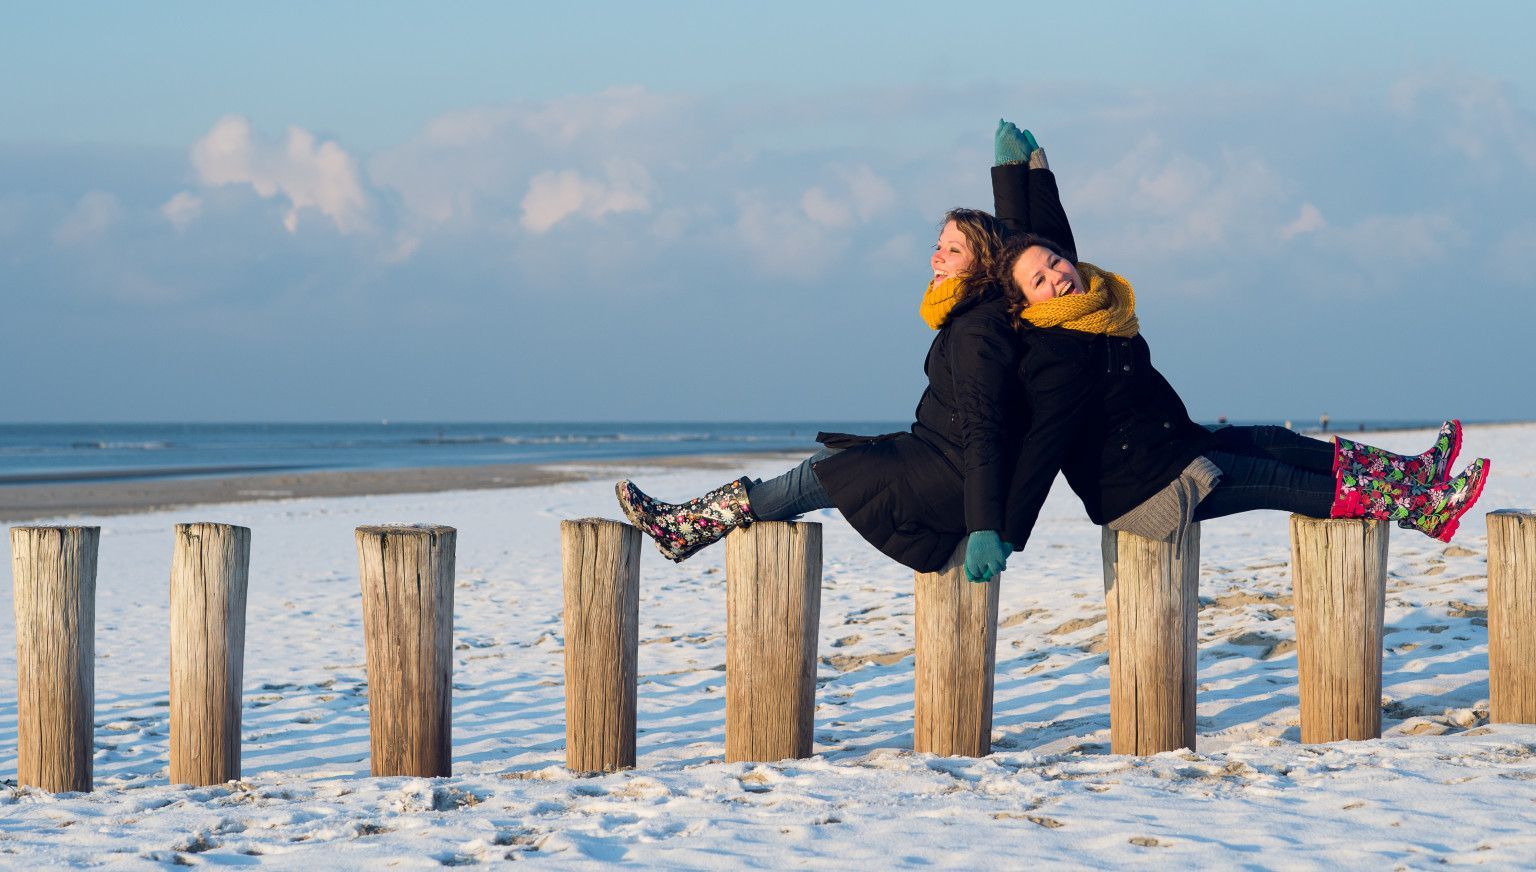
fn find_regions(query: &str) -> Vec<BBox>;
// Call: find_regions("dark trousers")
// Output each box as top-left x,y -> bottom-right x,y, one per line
1192,425 -> 1336,522
751,426 -> 1340,526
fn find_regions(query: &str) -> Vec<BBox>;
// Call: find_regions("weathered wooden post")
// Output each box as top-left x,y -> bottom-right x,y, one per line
355,524 -> 455,777
914,542 -> 1000,757
1489,510 -> 1536,723
169,522 -> 250,786
1290,515 -> 1388,742
724,521 -> 821,762
1101,525 -> 1200,754
10,525 -> 98,793
560,518 -> 640,772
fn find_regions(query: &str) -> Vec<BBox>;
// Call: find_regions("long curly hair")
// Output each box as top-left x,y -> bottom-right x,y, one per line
939,207 -> 1005,306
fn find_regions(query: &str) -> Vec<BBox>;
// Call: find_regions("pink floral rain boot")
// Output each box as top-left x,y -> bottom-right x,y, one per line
1332,420 -> 1462,489
1331,457 -> 1491,542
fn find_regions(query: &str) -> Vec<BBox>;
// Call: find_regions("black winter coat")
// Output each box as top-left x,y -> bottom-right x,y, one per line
811,167 -> 1074,572
813,289 -> 1024,571
999,328 -> 1213,552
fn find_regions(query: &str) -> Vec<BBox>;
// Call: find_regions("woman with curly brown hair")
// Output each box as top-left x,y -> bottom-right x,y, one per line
615,143 -> 1074,578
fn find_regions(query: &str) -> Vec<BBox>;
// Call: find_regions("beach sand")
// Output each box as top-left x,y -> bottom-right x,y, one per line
1,423 -> 1532,867
0,451 -> 803,523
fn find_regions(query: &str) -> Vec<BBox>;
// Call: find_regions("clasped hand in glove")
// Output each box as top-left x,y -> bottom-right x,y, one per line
994,119 -> 1039,166
964,530 -> 1012,582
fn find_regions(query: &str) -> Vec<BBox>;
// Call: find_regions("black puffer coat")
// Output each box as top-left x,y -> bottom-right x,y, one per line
813,289 -> 1025,571
1000,328 -> 1213,551
811,166 -> 1073,572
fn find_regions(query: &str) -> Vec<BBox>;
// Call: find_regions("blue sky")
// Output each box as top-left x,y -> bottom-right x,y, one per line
3,1 -> 1534,422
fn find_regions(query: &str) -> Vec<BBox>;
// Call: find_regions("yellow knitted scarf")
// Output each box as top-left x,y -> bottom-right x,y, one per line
1019,262 -> 1139,337
919,276 -> 966,330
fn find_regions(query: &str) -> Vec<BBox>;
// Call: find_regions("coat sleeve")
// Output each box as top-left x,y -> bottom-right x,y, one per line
991,163 -> 1078,263
1002,341 -> 1096,551
947,314 -> 1019,534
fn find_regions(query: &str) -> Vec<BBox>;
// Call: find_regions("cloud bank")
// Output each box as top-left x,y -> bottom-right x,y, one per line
4,72 -> 1533,422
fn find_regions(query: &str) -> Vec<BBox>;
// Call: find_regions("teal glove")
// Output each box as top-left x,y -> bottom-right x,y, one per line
963,530 -> 1011,582
994,119 -> 1040,167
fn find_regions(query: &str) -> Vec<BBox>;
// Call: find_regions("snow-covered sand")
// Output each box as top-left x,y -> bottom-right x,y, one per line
2,423 -> 1533,868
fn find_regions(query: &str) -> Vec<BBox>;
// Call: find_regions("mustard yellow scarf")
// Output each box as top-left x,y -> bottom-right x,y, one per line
919,276 -> 966,330
1019,262 -> 1139,337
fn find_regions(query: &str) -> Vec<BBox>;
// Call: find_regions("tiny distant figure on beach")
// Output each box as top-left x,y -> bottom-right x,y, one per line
1319,413 -> 1330,432
614,122 -> 1492,582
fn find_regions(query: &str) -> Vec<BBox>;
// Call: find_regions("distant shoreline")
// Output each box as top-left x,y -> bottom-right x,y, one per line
0,451 -> 804,523
2,419 -> 1527,523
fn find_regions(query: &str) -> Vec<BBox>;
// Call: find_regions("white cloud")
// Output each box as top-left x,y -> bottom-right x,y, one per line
519,160 -> 651,233
1071,137 -> 1289,258
371,86 -> 686,230
1281,203 -> 1326,239
385,232 -> 422,265
842,164 -> 898,222
801,164 -> 897,229
54,190 -> 121,245
733,192 -> 843,279
1389,70 -> 1536,170
800,186 -> 852,228
1330,211 -> 1458,266
161,191 -> 203,230
190,114 -> 371,234
516,85 -> 680,145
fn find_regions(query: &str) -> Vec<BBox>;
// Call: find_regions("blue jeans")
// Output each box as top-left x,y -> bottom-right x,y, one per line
747,447 -> 839,521
1193,426 -> 1335,521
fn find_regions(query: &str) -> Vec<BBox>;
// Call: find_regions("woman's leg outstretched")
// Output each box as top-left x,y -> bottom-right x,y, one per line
1206,425 -> 1335,474
1193,439 -> 1491,542
616,447 -> 841,562
1209,421 -> 1463,484
745,447 -> 840,521
1191,450 -> 1335,522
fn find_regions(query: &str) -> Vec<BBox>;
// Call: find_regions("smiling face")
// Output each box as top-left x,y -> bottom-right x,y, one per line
1011,244 -> 1083,304
931,220 -> 976,282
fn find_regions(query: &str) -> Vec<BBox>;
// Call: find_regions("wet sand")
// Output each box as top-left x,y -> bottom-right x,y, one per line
0,451 -> 802,523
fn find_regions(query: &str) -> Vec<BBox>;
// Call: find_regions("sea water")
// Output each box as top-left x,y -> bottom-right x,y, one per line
0,418 -> 1454,485
0,422 -> 902,484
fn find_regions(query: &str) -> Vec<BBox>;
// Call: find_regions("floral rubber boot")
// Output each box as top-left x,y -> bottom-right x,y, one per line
1331,457 -> 1491,542
614,478 -> 754,562
1332,420 -> 1462,489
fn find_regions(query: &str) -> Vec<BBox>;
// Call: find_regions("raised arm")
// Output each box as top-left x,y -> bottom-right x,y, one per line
991,122 -> 1078,262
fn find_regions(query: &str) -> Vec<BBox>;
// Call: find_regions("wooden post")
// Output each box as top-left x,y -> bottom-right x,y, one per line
1290,515 -> 1388,742
355,524 -> 455,777
724,521 -> 821,762
1101,525 -> 1200,755
913,542 -> 1000,757
169,522 -> 251,786
560,518 -> 640,772
1489,510 -> 1536,723
10,525 -> 98,793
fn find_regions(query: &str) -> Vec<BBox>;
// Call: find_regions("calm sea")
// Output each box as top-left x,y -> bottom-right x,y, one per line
0,422 -> 903,485
0,419 -> 1454,486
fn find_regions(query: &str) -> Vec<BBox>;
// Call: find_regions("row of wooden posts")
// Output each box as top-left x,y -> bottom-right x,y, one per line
9,511 -> 1536,792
